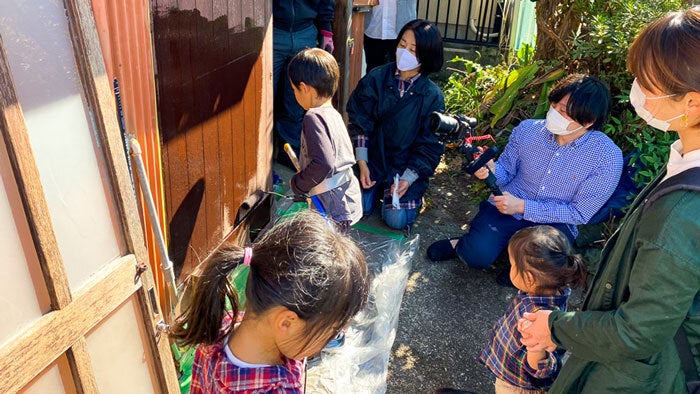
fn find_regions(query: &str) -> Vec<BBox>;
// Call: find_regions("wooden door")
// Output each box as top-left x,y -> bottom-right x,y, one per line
150,1 -> 273,280
0,1 -> 178,392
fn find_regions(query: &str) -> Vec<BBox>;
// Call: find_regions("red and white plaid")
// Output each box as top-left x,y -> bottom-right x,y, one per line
190,312 -> 305,393
190,339 -> 305,393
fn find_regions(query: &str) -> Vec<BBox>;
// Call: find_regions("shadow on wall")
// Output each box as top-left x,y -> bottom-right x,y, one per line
169,178 -> 204,280
150,3 -> 270,280
152,7 -> 265,143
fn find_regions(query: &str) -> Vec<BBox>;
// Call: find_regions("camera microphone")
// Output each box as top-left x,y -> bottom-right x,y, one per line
462,146 -> 502,196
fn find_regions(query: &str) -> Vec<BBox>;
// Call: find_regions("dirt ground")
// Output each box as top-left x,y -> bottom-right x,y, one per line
381,148 -> 590,394
278,148 -> 585,393
381,150 -> 514,394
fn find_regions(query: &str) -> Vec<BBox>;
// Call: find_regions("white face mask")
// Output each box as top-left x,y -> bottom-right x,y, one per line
396,48 -> 420,71
545,106 -> 585,135
629,79 -> 683,132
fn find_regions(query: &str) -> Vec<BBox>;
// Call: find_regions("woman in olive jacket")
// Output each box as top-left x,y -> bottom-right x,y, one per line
346,19 -> 445,231
519,8 -> 700,393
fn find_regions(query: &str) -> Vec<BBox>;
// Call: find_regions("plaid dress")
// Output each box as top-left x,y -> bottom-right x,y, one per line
190,313 -> 305,393
480,290 -> 570,390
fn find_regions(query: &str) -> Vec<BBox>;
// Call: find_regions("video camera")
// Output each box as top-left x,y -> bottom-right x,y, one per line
428,112 -> 477,146
429,111 -> 502,196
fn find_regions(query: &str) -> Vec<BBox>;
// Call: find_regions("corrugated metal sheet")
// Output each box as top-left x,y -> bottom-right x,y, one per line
90,0 -> 172,311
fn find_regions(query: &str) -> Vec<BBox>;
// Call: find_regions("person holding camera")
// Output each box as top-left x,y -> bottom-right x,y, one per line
346,19 -> 445,231
518,8 -> 700,392
428,74 -> 623,285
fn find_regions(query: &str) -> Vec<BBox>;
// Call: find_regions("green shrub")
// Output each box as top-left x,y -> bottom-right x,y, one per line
442,54 -> 508,123
568,0 -> 684,187
441,0 -> 687,189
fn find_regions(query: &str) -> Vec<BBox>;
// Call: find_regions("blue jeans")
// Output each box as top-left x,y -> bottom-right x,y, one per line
455,201 -> 575,269
273,25 -> 318,149
361,184 -> 418,230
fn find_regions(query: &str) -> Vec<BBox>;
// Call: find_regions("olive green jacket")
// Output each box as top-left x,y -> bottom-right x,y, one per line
547,169 -> 700,393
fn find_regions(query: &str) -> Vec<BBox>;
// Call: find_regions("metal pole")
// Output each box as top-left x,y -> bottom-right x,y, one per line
129,138 -> 178,313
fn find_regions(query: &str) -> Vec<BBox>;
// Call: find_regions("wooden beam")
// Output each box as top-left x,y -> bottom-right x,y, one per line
0,37 -> 72,310
64,1 -> 179,391
333,0 -> 352,118
64,0 -> 148,267
0,255 -> 140,393
66,339 -> 100,394
0,33 -> 101,392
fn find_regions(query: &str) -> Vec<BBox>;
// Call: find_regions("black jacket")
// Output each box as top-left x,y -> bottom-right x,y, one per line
273,0 -> 335,32
347,63 -> 445,202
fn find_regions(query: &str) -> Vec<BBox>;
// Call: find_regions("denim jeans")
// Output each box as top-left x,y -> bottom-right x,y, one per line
361,184 -> 418,230
273,25 -> 318,149
455,201 -> 575,269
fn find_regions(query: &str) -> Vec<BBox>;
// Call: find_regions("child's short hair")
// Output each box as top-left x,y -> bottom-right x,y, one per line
170,210 -> 369,347
287,48 -> 339,98
548,73 -> 611,131
508,226 -> 587,293
396,19 -> 444,76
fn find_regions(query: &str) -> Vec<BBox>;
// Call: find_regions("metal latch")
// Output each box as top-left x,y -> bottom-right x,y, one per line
134,262 -> 148,284
155,320 -> 170,342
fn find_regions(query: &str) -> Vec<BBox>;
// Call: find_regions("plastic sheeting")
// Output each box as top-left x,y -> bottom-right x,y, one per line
304,223 -> 418,393
174,193 -> 417,393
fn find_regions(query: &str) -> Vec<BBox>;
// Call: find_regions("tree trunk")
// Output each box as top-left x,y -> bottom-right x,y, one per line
534,0 -> 581,65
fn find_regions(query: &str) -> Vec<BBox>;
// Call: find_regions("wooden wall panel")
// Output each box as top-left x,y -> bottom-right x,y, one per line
151,0 -> 272,279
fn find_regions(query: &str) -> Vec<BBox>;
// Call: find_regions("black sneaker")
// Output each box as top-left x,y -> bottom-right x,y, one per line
426,238 -> 458,261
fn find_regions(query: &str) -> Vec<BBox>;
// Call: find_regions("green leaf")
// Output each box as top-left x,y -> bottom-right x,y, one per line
489,64 -> 539,127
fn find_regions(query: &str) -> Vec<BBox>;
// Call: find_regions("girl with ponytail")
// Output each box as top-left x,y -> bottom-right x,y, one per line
170,210 -> 370,393
479,225 -> 586,393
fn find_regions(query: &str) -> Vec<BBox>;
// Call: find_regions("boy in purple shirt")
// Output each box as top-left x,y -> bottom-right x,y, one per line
287,48 -> 362,230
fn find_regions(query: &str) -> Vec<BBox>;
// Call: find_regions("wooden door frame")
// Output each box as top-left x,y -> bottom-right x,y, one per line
0,1 -> 178,392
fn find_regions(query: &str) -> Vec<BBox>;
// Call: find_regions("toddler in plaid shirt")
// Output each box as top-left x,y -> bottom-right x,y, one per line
170,211 -> 370,393
480,226 -> 587,393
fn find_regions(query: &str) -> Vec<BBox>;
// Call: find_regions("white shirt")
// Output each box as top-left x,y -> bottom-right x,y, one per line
663,139 -> 700,181
223,335 -> 271,368
364,1 -> 398,39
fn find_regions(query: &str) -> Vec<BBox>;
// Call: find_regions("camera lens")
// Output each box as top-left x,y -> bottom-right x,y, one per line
429,112 -> 459,134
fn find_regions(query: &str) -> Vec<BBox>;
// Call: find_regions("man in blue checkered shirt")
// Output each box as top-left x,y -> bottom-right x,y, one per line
428,74 -> 623,283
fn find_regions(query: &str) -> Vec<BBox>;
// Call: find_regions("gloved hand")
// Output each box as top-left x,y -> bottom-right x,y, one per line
320,29 -> 334,53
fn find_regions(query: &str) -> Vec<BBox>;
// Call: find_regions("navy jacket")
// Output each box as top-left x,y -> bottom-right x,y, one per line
273,0 -> 335,32
347,63 -> 445,202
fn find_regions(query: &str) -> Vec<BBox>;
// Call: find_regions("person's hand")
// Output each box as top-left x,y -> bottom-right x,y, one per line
357,160 -> 376,189
492,192 -> 524,215
473,166 -> 489,180
390,179 -> 410,198
472,158 -> 495,180
320,30 -> 334,53
518,310 -> 557,352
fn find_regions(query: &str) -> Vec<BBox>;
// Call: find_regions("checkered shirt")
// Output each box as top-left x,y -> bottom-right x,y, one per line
493,119 -> 623,237
190,313 -> 305,393
382,187 -> 420,210
394,69 -> 421,97
480,289 -> 570,390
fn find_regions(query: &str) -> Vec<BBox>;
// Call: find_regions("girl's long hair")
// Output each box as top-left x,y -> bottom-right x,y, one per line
169,210 -> 369,347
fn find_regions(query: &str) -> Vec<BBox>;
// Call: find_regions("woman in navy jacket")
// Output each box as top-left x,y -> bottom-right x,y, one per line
346,19 -> 445,231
